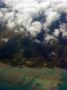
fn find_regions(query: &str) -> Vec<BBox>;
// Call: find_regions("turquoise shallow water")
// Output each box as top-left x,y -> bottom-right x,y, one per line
0,81 -> 18,90
0,82 -> 67,90
0,81 -> 35,90
59,84 -> 67,90
0,82 -> 26,90
58,71 -> 67,90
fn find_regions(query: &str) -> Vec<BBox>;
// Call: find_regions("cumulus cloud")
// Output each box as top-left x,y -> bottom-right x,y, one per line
0,0 -> 67,38
0,0 -> 67,58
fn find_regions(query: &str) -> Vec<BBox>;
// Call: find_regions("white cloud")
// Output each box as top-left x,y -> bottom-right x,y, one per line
45,34 -> 57,43
53,29 -> 60,38
29,21 -> 42,37
59,23 -> 67,39
0,0 -> 67,43
45,11 -> 60,27
1,38 -> 9,43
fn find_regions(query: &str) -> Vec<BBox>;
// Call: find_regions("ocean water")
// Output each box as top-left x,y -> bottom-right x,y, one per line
0,82 -> 67,90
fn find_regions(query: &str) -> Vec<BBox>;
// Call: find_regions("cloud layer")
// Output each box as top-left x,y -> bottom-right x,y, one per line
0,0 -> 67,59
